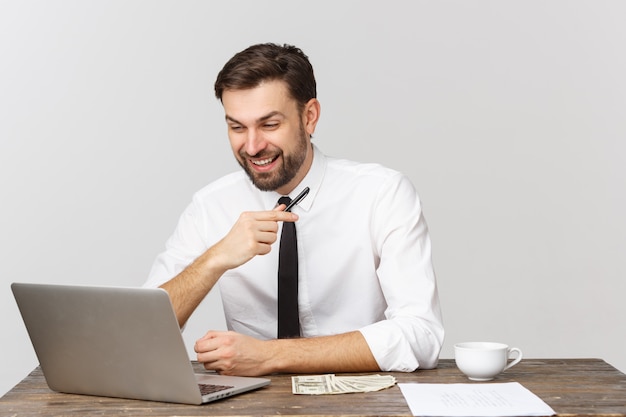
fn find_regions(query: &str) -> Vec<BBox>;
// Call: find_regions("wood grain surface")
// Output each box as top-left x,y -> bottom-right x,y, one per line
1,359 -> 625,416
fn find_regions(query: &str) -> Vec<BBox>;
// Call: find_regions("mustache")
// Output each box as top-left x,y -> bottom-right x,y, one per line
239,149 -> 280,159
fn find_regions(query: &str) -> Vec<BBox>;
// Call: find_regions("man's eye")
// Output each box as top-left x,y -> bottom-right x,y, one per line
230,125 -> 244,132
264,123 -> 279,129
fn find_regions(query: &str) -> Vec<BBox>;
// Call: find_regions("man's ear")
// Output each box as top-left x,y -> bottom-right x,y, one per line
303,98 -> 321,136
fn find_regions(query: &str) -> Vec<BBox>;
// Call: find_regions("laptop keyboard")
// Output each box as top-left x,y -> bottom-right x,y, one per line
199,383 -> 234,396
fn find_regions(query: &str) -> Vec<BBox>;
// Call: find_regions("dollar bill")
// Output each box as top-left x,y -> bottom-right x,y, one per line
292,374 -> 397,394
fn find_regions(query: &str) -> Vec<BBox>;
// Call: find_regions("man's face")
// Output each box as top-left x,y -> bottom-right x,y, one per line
222,80 -> 316,195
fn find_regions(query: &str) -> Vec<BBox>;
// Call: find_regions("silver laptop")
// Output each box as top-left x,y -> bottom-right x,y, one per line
11,282 -> 270,405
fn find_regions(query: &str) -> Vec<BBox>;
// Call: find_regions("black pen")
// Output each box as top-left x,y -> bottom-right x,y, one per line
284,187 -> 310,212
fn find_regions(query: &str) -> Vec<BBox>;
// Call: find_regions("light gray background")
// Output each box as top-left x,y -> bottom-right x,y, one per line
1,0 -> 624,396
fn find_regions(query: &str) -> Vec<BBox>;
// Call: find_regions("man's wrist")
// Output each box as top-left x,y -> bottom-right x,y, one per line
261,339 -> 289,373
195,245 -> 230,280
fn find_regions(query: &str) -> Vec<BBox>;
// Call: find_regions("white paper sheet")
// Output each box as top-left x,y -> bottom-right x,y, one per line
398,382 -> 555,417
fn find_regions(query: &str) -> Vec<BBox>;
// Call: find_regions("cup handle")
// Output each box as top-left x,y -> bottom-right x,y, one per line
504,347 -> 523,371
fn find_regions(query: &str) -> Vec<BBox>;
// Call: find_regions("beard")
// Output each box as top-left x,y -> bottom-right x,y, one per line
237,123 -> 309,192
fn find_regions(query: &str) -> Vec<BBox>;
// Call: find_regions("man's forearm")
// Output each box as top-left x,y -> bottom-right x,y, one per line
160,247 -> 226,327
265,331 -> 380,374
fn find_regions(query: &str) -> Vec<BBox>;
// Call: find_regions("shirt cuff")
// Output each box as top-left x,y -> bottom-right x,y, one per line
359,321 -> 420,372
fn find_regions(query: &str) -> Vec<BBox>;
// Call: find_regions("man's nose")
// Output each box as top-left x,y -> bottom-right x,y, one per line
244,129 -> 266,156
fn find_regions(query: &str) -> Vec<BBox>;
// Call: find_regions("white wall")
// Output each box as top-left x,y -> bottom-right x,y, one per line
1,0 -> 624,396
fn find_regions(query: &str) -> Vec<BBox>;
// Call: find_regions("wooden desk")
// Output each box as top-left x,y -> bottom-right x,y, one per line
1,359 -> 625,416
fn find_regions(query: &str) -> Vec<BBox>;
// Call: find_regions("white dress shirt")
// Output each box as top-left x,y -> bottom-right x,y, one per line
144,145 -> 444,371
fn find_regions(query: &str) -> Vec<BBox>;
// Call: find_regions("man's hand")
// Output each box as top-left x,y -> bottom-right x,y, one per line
195,331 -> 276,376
210,206 -> 298,272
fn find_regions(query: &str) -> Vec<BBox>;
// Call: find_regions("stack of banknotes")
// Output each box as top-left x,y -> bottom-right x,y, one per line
292,374 -> 397,394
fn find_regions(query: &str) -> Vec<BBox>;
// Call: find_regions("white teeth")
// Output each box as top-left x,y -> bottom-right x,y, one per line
252,157 -> 275,166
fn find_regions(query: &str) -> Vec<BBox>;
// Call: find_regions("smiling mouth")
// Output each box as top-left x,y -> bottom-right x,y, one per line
250,156 -> 278,167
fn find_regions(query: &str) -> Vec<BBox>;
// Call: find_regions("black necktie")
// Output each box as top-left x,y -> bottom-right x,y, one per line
277,196 -> 300,338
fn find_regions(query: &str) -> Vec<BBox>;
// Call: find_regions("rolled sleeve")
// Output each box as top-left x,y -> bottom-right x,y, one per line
143,196 -> 209,288
359,315 -> 444,371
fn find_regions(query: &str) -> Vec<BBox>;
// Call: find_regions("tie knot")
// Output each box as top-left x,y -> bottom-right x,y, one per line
278,196 -> 291,206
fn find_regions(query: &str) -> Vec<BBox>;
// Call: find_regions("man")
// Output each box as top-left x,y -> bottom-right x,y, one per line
144,43 -> 443,376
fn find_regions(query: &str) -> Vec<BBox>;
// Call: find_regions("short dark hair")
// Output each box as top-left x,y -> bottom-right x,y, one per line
214,43 -> 317,110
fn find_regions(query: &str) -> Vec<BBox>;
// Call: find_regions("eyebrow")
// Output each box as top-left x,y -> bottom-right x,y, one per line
225,111 -> 284,126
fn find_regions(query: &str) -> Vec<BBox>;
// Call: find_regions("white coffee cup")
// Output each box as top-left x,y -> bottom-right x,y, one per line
454,342 -> 523,381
